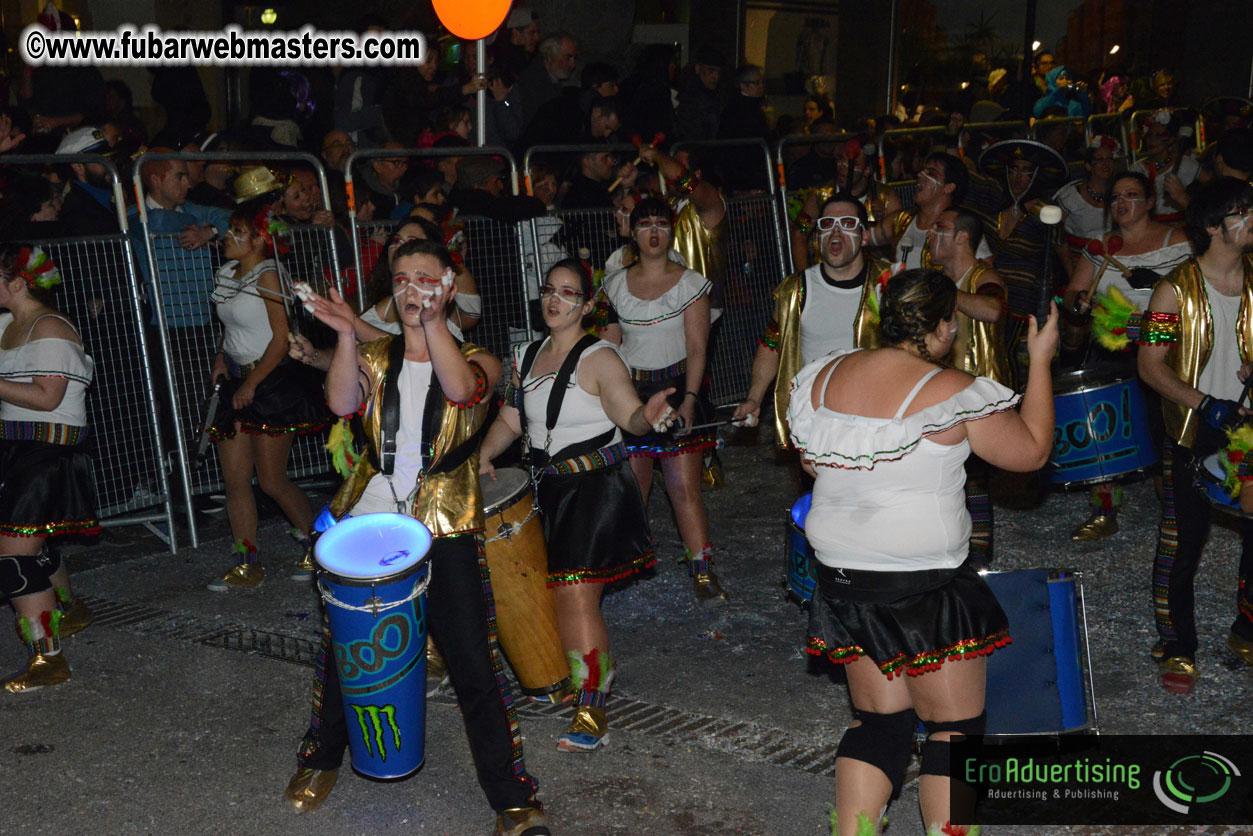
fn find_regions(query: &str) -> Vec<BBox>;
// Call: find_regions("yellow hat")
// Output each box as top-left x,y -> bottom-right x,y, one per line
232,166 -> 286,204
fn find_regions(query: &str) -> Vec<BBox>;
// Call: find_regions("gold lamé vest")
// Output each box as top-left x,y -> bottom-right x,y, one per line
950,260 -> 1010,385
1159,258 -> 1253,448
770,256 -> 890,448
328,337 -> 491,537
672,196 -> 727,307
890,207 -> 935,268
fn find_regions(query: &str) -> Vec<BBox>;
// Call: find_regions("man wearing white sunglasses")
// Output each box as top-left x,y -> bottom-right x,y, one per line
733,193 -> 890,447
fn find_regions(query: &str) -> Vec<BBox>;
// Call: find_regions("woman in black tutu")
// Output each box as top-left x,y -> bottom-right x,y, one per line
206,204 -> 329,590
480,258 -> 676,753
787,269 -> 1057,835
0,246 -> 98,692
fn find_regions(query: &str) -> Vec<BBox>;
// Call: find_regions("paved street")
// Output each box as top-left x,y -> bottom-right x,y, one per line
2,429 -> 1252,835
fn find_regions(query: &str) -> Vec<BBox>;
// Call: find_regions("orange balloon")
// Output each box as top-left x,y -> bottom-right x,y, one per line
432,0 -> 513,41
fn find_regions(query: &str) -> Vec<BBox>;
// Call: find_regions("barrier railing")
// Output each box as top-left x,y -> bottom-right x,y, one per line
5,153 -> 177,550
131,150 -> 340,546
343,146 -> 518,311
1127,108 -> 1204,163
1084,113 -> 1131,156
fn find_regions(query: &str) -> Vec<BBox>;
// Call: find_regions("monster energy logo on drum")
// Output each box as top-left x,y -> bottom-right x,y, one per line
352,704 -> 402,762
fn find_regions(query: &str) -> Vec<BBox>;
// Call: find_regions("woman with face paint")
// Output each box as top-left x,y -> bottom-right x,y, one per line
205,204 -> 329,591
596,197 -> 727,606
479,258 -> 676,753
789,269 -> 1058,836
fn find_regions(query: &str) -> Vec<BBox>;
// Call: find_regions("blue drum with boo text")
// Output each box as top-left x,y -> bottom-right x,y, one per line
315,512 -> 433,780
1050,370 -> 1157,485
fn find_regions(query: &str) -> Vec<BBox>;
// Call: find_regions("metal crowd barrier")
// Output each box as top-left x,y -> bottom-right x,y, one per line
131,150 -> 340,547
344,146 -> 518,311
1127,108 -> 1204,163
1084,113 -> 1131,156
3,154 -> 176,549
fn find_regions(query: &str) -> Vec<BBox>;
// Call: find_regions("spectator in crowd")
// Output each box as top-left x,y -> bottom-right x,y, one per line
1099,73 -> 1135,114
619,44 -> 678,142
103,80 -> 146,148
430,134 -> 472,200
1212,128 -> 1253,181
484,66 -> 525,149
586,97 -> 622,141
55,127 -> 118,237
1131,110 -> 1200,224
319,129 -> 354,220
356,142 -> 409,219
396,168 -> 449,218
181,133 -> 237,210
801,96 -> 835,133
674,45 -> 724,143
561,147 -> 635,211
1032,51 -> 1055,98
453,157 -> 545,223
333,15 -> 389,144
1033,66 -> 1091,119
787,118 -> 840,190
580,62 -> 621,114
1142,69 -> 1178,110
516,33 -> 578,136
19,7 -> 107,139
718,64 -> 770,192
0,173 -> 64,238
492,5 -> 541,74
149,68 -> 211,147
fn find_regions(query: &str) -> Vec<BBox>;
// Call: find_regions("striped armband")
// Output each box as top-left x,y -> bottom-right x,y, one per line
758,320 -> 781,352
1137,311 -> 1180,345
669,169 -> 698,195
503,379 -> 521,410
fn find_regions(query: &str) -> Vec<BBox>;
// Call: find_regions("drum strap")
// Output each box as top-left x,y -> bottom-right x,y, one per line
517,334 -> 612,466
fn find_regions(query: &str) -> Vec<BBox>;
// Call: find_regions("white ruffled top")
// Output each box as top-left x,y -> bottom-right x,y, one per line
0,313 -> 94,426
788,350 -> 1019,571
601,267 -> 711,371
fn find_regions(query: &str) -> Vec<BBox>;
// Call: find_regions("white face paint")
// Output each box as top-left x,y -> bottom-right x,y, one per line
227,229 -> 248,247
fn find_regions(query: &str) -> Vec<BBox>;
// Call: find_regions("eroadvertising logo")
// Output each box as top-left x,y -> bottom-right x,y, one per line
951,736 -> 1253,826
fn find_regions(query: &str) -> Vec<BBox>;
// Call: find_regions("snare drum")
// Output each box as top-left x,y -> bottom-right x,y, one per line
1193,451 -> 1252,518
785,494 -> 817,606
315,513 -> 433,779
1050,369 -> 1157,485
983,568 -> 1096,735
481,468 -> 572,700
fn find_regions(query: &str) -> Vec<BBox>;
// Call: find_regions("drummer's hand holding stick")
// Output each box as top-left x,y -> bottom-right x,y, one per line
627,387 -> 678,436
301,284 -> 370,416
1019,301 -> 1061,451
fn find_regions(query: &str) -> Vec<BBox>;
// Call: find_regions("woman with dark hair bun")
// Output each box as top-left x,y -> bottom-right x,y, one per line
788,268 -> 1058,835
480,257 -> 676,753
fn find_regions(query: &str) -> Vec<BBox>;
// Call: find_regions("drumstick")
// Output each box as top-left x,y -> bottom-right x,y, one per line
674,418 -> 738,436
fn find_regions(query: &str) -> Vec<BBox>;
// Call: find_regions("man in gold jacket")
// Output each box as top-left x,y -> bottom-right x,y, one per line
732,193 -> 889,448
283,240 -> 551,836
927,206 -> 1009,567
1138,177 -> 1253,697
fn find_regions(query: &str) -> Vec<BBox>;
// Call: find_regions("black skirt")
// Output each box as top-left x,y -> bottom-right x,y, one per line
806,560 -> 1011,679
210,359 -> 332,440
623,368 -> 716,458
0,439 -> 99,539
536,460 -> 655,586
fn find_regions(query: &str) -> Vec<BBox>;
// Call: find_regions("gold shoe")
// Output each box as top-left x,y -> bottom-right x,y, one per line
693,569 -> 729,607
59,598 -> 95,639
557,705 -> 609,752
290,546 -> 316,581
1227,633 -> 1253,666
207,563 -> 264,592
1159,656 -> 1198,694
702,461 -> 724,488
1071,512 -> 1118,541
494,806 -> 551,836
284,766 -> 338,813
4,651 -> 70,694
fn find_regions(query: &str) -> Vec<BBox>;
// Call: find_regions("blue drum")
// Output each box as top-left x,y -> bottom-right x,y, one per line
1050,370 -> 1157,485
983,568 -> 1095,735
786,493 -> 817,606
315,513 -> 433,780
1193,452 -> 1252,518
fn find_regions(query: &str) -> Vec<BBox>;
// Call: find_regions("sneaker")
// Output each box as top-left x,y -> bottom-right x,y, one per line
494,807 -> 550,836
207,563 -> 264,592
557,705 -> 609,753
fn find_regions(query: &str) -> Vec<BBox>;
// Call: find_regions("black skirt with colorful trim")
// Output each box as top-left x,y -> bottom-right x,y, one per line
535,447 -> 655,586
623,363 -> 716,458
210,358 -> 332,440
0,437 -> 99,540
805,560 -> 1011,680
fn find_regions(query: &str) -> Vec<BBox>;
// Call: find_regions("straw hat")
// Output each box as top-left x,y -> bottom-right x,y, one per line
232,166 -> 286,204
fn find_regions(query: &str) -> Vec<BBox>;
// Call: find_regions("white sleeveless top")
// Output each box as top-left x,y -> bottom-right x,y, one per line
1199,282 -> 1244,403
1082,229 -> 1192,311
515,338 -> 622,456
601,267 -> 711,371
788,350 -> 1019,571
362,299 -> 464,342
1054,180 -> 1110,242
212,259 -> 288,365
351,357 -> 435,517
0,313 -> 93,426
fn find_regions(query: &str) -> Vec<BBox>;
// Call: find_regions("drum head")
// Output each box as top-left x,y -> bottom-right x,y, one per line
1052,368 -> 1117,395
791,493 -> 813,529
1202,451 -> 1228,480
481,467 -> 530,515
315,512 -> 432,579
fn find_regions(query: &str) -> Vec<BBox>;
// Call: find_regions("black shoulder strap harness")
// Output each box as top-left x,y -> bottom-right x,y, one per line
374,336 -> 486,478
516,334 -> 616,467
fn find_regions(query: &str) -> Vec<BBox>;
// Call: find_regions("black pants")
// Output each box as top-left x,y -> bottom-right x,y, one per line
296,534 -> 538,812
1154,441 -> 1253,659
